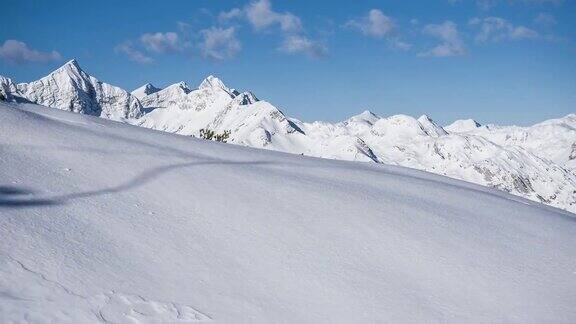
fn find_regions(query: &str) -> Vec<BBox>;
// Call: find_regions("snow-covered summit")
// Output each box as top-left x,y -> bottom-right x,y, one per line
11,59 -> 141,119
445,119 -> 482,133
345,110 -> 380,125
199,75 -> 232,94
131,83 -> 161,99
57,58 -> 81,73
417,114 -> 448,137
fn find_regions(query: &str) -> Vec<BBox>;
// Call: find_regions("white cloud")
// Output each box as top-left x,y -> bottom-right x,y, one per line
140,32 -> 181,53
217,1 -> 327,58
245,0 -> 302,33
388,38 -> 412,51
510,26 -> 539,39
419,21 -> 466,57
199,27 -> 242,61
345,9 -> 395,38
114,42 -> 153,64
218,8 -> 243,23
469,17 -> 539,42
0,40 -> 61,65
279,35 -> 327,58
345,9 -> 412,51
534,13 -> 557,26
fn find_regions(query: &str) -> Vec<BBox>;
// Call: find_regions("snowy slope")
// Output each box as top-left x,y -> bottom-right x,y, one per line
297,113 -> 576,213
2,60 -> 575,213
1,102 -> 576,323
11,60 -> 141,119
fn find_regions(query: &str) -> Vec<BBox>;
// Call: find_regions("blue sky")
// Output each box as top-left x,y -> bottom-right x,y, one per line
1,0 -> 575,125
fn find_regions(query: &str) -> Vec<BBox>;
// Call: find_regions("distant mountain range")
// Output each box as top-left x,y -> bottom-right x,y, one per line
2,59 -> 575,213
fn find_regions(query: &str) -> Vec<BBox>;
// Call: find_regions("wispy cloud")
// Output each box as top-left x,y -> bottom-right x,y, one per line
217,0 -> 325,58
389,38 -> 412,51
279,35 -> 327,58
0,40 -> 61,65
114,42 -> 153,64
345,9 -> 395,38
419,21 -> 466,57
469,17 -> 539,42
218,8 -> 243,23
199,27 -> 242,61
345,9 -> 412,51
140,32 -> 181,53
115,30 -> 182,64
220,0 -> 302,33
245,0 -> 302,33
534,13 -> 557,26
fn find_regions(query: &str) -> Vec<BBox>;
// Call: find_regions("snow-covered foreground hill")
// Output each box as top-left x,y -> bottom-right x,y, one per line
1,102 -> 576,323
1,60 -> 575,214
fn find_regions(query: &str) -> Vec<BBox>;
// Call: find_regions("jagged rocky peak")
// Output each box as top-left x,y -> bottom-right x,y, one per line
198,75 -> 232,94
0,76 -> 22,102
418,114 -> 448,137
61,58 -> 81,71
14,58 -> 142,120
18,59 -> 83,93
158,81 -> 191,94
175,81 -> 191,92
232,91 -> 259,105
47,59 -> 85,79
132,83 -> 161,99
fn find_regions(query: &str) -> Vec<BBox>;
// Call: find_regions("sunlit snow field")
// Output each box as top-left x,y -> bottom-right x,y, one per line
1,102 -> 576,323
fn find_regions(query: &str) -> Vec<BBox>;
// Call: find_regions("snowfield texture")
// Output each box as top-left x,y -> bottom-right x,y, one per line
1,60 -> 575,213
1,102 -> 576,323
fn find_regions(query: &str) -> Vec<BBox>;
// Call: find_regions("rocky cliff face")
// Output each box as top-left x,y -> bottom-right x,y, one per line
0,76 -> 26,102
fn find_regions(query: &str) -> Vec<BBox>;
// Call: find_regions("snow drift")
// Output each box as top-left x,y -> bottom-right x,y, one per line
1,102 -> 576,323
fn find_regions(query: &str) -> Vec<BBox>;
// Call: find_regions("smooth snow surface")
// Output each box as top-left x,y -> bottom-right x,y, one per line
1,102 -> 576,323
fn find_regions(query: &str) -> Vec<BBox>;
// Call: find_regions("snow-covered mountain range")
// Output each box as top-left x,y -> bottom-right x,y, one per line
2,59 -> 575,213
2,60 -> 141,119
